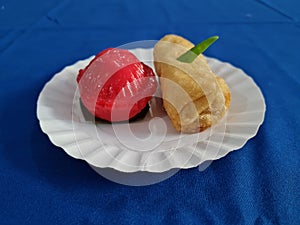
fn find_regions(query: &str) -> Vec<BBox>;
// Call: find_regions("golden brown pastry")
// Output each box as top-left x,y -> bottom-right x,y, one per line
154,34 -> 230,133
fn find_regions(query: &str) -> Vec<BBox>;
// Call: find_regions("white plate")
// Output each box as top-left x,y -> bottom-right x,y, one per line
37,48 -> 266,172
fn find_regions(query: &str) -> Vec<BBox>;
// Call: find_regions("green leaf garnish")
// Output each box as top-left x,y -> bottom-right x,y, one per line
177,36 -> 219,63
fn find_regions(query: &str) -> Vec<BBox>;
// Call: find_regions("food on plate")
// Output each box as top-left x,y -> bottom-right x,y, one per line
154,34 -> 230,133
77,48 -> 157,122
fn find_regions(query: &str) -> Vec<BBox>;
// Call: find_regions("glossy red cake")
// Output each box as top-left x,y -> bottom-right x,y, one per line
77,48 -> 157,122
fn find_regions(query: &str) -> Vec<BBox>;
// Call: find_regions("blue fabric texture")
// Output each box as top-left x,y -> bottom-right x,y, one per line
0,0 -> 299,224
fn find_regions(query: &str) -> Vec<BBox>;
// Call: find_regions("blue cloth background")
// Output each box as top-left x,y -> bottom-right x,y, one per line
0,0 -> 299,224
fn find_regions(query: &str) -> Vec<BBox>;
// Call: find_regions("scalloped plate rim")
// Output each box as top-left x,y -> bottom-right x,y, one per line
37,49 -> 266,173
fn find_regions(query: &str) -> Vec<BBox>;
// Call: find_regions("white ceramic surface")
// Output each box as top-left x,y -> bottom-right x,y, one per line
37,48 -> 266,172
